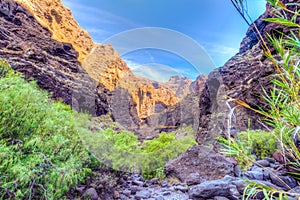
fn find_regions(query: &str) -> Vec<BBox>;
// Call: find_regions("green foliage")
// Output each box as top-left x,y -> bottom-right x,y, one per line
139,128 -> 197,179
239,130 -> 278,159
142,132 -> 176,153
0,60 -> 91,199
264,18 -> 300,28
81,124 -> 196,179
220,130 -> 278,170
243,180 -> 297,200
219,135 -> 255,171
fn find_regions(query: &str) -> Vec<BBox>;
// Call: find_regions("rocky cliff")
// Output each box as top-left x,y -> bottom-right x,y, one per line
2,0 -> 211,140
196,0 -> 299,144
15,0 -> 95,62
83,44 -> 201,133
0,0 -> 107,115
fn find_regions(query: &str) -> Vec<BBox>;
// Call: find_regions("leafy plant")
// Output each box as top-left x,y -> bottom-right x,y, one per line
0,60 -> 92,199
81,123 -> 196,179
243,180 -> 296,200
239,130 -> 278,159
219,134 -> 255,171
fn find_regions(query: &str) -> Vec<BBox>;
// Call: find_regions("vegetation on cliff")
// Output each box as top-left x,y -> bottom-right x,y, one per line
0,60 -> 91,199
220,0 -> 299,198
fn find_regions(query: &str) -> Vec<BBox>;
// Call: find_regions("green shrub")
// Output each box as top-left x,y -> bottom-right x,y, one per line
81,124 -> 196,179
0,60 -> 91,199
239,130 -> 278,159
219,135 -> 255,171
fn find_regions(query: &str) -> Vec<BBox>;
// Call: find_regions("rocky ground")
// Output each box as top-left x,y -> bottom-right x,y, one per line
71,149 -> 300,200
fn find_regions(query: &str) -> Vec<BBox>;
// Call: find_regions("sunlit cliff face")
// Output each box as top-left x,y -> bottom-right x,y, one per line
16,0 -> 95,62
17,0 -> 206,121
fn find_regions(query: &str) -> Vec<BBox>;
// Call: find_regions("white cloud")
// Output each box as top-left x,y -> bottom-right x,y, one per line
62,0 -> 138,27
132,63 -> 181,82
123,59 -> 141,70
202,42 -> 238,56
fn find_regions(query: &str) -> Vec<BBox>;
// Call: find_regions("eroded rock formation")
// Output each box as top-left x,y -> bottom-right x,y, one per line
3,0 -> 205,133
83,44 -> 202,132
197,0 -> 299,144
0,0 -> 106,115
15,0 -> 95,62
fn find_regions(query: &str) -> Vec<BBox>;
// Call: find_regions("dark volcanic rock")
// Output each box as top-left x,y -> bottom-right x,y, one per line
196,0 -> 300,144
164,145 -> 236,183
83,188 -> 99,200
0,0 -> 106,115
189,175 -> 243,200
186,173 -> 201,186
151,74 -> 207,135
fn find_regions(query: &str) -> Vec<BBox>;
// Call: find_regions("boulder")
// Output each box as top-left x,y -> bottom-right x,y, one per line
189,176 -> 243,200
165,145 -> 236,183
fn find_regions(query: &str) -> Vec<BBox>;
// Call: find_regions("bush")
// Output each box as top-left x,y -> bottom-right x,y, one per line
220,130 -> 278,170
239,130 -> 278,159
219,135 -> 255,171
0,60 -> 91,199
81,123 -> 196,179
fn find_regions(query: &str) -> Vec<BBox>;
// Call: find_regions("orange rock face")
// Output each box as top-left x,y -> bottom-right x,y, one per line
83,44 -> 131,91
83,45 -> 182,119
15,0 -> 95,62
18,0 -> 202,123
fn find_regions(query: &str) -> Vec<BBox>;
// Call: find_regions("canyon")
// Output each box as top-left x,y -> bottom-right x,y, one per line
0,0 -> 299,199
6,0 -> 207,137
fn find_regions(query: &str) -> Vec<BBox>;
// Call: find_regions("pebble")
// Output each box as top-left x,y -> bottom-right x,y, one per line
150,178 -> 159,185
130,186 -> 140,195
244,167 -> 264,180
122,189 -> 131,196
174,185 -> 188,193
162,191 -> 171,196
116,157 -> 300,200
135,190 -> 151,199
132,180 -> 144,187
264,157 -> 276,163
161,181 -> 168,187
83,188 -> 98,200
254,159 -> 270,167
214,196 -> 230,200
270,173 -> 297,189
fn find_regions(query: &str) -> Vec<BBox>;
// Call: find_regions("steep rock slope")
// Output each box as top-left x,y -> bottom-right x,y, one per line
83,44 -> 204,135
152,75 -> 193,100
15,0 -> 95,62
156,75 -> 207,132
0,0 -> 103,115
197,0 -> 299,143
11,0 -> 206,134
136,74 -> 207,140
83,45 -> 191,128
17,0 -> 194,129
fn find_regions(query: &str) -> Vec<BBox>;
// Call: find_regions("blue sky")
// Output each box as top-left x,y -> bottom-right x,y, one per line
62,0 -> 266,81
